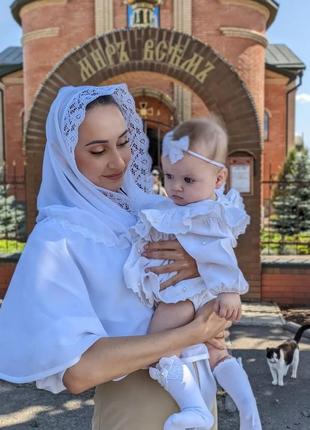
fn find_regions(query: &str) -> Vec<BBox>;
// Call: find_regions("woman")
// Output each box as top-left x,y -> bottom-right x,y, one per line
0,85 -> 226,429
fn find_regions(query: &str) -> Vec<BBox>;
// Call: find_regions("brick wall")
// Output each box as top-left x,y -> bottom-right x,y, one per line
21,0 -> 95,112
262,263 -> 310,305
0,258 -> 18,299
263,70 -> 289,201
2,72 -> 25,178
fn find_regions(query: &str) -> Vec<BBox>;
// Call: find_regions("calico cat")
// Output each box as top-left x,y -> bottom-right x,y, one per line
266,324 -> 310,386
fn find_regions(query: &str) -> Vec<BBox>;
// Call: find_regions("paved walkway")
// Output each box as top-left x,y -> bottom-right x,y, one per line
1,303 -> 310,429
218,302 -> 310,429
236,301 -> 286,327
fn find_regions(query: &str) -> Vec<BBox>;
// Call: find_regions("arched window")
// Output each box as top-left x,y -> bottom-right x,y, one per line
264,110 -> 270,141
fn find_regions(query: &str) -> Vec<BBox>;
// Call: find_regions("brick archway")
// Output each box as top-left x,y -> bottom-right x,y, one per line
25,28 -> 262,299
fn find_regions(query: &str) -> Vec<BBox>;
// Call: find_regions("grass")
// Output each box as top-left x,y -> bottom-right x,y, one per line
0,239 -> 25,254
261,230 -> 310,255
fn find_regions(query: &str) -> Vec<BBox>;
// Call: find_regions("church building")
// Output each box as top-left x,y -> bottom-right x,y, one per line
0,0 -> 306,300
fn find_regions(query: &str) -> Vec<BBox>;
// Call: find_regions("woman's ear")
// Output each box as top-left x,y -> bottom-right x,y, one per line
215,167 -> 228,188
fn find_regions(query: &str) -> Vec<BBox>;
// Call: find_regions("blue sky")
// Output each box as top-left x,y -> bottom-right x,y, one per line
0,0 -> 309,148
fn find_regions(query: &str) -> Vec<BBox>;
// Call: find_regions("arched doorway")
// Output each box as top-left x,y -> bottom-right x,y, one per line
24,28 -> 262,299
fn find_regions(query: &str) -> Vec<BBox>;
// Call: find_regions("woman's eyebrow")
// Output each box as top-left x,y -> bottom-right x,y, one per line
85,130 -> 128,146
86,140 -> 108,146
119,129 -> 128,138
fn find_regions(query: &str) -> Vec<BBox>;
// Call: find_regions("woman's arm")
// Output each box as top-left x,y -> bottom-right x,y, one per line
63,300 -> 226,394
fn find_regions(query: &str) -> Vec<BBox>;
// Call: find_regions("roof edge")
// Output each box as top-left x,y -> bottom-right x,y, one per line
11,0 -> 279,27
254,0 -> 279,28
0,64 -> 23,79
10,0 -> 36,25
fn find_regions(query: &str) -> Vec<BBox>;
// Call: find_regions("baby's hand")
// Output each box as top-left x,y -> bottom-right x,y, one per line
213,293 -> 242,321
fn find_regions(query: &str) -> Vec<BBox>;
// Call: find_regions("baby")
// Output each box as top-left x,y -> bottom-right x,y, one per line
124,117 -> 262,430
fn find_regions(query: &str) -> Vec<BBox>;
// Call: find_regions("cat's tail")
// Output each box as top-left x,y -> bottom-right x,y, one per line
294,324 -> 310,343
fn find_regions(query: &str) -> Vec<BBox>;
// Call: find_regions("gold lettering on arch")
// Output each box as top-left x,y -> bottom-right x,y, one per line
142,38 -> 216,84
78,42 -> 130,81
77,34 -> 216,84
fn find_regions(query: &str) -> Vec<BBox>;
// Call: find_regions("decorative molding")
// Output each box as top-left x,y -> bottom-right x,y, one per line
173,0 -> 192,121
174,85 -> 192,121
95,0 -> 114,35
2,77 -> 24,85
2,70 -> 24,85
219,0 -> 270,22
22,27 -> 60,44
220,27 -> 268,47
20,0 -> 67,19
173,0 -> 192,34
131,87 -> 177,113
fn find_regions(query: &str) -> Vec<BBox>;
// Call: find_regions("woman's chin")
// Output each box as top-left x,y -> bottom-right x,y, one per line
100,178 -> 124,192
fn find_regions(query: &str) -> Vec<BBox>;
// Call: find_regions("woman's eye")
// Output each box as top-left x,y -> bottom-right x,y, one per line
184,177 -> 194,184
118,139 -> 129,147
90,149 -> 106,155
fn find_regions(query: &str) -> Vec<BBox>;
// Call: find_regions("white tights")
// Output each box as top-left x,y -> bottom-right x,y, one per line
149,355 -> 214,430
213,357 -> 262,430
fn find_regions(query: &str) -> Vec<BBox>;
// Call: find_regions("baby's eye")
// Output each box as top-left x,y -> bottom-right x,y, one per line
165,173 -> 173,180
184,177 -> 194,184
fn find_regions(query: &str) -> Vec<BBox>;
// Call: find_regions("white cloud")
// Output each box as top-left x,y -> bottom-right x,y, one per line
296,93 -> 310,104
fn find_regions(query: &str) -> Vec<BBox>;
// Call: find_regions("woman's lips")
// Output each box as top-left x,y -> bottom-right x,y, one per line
102,172 -> 124,180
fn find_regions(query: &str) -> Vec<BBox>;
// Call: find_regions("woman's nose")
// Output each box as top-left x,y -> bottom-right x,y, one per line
108,149 -> 126,170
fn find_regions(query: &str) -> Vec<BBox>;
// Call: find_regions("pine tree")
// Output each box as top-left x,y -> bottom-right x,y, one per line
0,184 -> 25,240
271,143 -> 310,251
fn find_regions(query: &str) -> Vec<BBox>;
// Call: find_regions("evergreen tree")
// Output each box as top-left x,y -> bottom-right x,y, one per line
271,143 -> 310,241
0,184 -> 25,240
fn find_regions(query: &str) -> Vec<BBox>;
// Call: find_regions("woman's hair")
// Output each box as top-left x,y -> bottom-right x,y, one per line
85,94 -> 119,111
172,115 -> 228,163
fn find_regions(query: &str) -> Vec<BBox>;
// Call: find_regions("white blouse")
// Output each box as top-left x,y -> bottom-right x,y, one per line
124,189 -> 250,309
0,212 -> 153,393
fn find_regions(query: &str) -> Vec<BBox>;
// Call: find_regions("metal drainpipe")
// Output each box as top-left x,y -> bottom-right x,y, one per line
286,72 -> 303,155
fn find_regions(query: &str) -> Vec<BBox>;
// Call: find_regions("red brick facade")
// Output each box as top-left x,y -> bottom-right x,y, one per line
262,264 -> 310,305
1,0 -> 302,302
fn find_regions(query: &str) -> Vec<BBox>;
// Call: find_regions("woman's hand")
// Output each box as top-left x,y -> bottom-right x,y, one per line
190,300 -> 228,345
142,239 -> 199,290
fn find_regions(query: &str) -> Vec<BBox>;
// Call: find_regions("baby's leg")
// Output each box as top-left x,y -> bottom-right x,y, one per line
148,301 -> 195,334
150,355 -> 214,430
149,302 -> 213,430
210,344 -> 262,430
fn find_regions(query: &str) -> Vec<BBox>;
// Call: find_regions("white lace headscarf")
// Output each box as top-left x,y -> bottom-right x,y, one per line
37,84 -> 154,240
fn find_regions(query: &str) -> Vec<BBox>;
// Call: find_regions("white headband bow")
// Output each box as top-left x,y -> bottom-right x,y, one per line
162,131 -> 225,168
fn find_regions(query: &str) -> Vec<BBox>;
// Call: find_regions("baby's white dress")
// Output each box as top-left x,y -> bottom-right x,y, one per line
124,188 -> 250,311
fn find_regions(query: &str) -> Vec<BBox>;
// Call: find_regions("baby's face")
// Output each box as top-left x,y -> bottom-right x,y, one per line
161,152 -> 221,205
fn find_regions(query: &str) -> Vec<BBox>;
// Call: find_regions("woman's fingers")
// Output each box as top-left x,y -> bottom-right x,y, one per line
160,274 -> 182,290
213,300 -> 221,316
235,307 -> 242,321
143,249 -> 183,260
146,262 -> 179,275
206,338 -> 226,350
144,240 -> 182,251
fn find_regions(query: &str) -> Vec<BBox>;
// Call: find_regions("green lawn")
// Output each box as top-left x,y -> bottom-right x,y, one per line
261,230 -> 310,255
0,240 -> 25,254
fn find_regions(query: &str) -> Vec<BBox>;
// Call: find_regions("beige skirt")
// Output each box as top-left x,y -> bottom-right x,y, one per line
92,369 -> 217,430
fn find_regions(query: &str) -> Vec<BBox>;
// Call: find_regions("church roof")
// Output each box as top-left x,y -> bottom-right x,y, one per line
266,44 -> 306,78
0,46 -> 23,79
11,0 -> 279,26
